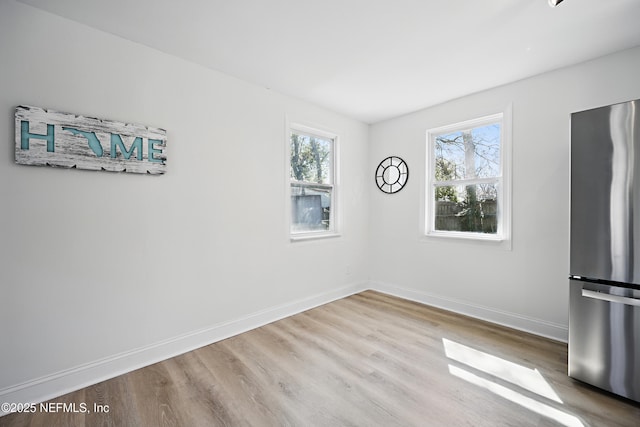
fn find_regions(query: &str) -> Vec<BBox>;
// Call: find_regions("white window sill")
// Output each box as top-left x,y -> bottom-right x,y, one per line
426,230 -> 504,241
422,231 -> 511,250
290,232 -> 341,242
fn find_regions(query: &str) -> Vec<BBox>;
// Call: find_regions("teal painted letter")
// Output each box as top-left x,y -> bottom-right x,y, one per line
148,139 -> 163,163
21,121 -> 55,152
111,134 -> 143,160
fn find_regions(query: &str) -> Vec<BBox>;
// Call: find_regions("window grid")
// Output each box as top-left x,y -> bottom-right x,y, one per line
426,113 -> 506,241
289,125 -> 337,238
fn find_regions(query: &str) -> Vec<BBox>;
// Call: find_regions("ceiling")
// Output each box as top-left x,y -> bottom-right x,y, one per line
16,0 -> 640,124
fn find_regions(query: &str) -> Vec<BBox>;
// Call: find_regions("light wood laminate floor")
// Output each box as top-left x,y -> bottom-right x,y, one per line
2,291 -> 639,426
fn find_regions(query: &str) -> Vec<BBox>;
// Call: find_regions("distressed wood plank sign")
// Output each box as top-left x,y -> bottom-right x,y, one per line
15,105 -> 167,174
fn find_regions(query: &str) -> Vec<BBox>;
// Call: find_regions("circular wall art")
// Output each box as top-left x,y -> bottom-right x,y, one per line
375,156 -> 409,194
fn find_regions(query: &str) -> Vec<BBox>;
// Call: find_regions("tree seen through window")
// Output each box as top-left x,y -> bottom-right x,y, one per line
433,123 -> 501,234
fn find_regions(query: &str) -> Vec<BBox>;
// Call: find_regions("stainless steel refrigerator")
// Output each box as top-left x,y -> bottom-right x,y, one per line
569,98 -> 640,402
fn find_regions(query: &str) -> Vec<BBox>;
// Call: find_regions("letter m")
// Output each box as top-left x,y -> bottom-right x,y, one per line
110,134 -> 143,160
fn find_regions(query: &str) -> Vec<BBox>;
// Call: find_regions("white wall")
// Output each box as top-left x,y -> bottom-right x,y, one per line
4,0 -> 640,410
0,1 -> 369,405
368,45 -> 640,341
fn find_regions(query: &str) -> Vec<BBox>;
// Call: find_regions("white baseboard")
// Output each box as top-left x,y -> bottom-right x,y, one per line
0,280 -> 567,417
0,282 -> 369,417
369,281 -> 568,343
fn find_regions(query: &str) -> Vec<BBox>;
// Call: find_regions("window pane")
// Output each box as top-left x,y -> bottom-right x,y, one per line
290,132 -> 332,184
291,184 -> 332,232
435,123 -> 501,181
435,131 -> 466,180
434,183 -> 498,234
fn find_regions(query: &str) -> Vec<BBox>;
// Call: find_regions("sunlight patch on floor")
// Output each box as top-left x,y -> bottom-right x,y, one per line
442,338 -> 562,402
443,338 -> 584,427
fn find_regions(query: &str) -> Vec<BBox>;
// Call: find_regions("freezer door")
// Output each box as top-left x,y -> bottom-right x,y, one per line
570,99 -> 640,284
568,279 -> 640,402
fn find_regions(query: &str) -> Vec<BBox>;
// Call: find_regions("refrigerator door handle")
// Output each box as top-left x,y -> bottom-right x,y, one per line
582,289 -> 640,307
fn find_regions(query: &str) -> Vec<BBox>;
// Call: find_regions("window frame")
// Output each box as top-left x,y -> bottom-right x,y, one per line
424,108 -> 512,245
287,122 -> 340,241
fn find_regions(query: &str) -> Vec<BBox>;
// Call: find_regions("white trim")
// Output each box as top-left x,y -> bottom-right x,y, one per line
424,105 -> 512,250
286,119 -> 341,240
369,281 -> 568,343
501,103 -> 513,250
290,232 -> 341,242
0,279 -> 568,415
0,282 -> 368,417
427,112 -> 504,136
425,229 -> 505,242
287,122 -> 337,141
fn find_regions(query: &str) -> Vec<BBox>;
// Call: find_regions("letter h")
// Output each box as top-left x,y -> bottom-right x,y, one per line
21,120 -> 55,152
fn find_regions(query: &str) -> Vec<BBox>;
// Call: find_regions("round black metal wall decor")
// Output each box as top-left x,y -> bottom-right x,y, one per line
375,156 -> 409,194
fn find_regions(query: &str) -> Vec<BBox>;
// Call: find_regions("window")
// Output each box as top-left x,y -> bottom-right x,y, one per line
289,124 -> 337,238
426,111 -> 510,241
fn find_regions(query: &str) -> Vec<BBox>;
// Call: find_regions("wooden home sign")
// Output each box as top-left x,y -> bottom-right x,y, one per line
15,105 -> 167,174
